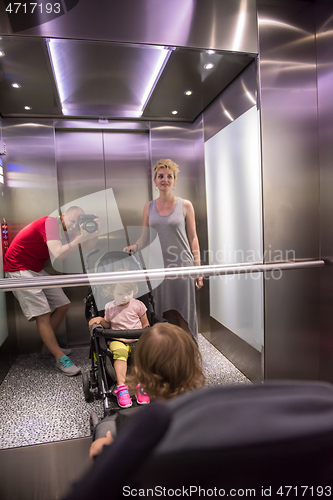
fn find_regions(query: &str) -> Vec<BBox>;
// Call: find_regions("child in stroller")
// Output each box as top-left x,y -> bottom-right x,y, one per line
88,276 -> 150,409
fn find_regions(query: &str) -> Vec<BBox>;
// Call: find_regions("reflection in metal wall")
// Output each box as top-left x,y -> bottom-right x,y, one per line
55,130 -> 151,345
104,131 -> 150,235
316,0 -> 333,382
2,119 -> 62,354
265,268 -> 320,380
3,119 -> 58,231
258,0 -> 320,379
150,117 -> 209,333
258,0 -> 319,261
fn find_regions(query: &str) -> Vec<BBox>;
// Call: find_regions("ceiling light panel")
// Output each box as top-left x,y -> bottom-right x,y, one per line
0,36 -> 61,116
143,48 -> 252,122
47,39 -> 171,118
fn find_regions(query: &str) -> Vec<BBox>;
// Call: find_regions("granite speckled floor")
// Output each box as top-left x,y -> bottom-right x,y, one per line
0,334 -> 250,449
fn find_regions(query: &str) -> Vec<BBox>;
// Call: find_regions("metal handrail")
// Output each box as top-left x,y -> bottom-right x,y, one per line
0,260 -> 325,292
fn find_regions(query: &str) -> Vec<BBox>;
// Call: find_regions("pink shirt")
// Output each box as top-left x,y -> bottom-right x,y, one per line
104,299 -> 147,330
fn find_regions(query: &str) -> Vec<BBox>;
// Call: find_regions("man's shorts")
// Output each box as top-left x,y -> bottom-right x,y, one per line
5,269 -> 71,321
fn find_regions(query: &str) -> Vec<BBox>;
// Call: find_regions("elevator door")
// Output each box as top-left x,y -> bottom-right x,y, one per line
55,130 -> 150,345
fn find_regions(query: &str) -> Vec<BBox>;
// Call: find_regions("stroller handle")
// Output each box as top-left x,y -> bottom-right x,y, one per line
90,323 -> 148,339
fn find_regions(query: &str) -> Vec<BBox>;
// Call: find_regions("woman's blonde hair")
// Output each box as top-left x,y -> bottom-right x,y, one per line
128,323 -> 205,399
153,159 -> 180,182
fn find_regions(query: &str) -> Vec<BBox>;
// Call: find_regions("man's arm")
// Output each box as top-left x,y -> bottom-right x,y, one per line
47,230 -> 94,261
47,216 -> 100,261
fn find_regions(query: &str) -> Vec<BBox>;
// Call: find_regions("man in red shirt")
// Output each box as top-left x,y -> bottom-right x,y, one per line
4,206 -> 99,376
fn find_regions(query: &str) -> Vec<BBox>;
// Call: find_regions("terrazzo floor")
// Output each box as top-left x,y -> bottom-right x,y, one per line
0,334 -> 250,450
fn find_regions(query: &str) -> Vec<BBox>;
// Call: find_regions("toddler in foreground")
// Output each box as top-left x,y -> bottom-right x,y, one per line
89,279 -> 149,408
89,322 -> 205,461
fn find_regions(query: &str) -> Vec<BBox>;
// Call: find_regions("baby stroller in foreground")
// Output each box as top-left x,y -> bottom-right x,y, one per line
82,250 -> 163,431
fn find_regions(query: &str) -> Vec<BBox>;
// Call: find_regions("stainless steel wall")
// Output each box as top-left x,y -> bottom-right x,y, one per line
2,119 -> 64,354
55,129 -> 151,345
0,119 -> 11,383
0,0 -> 258,54
257,0 -> 320,379
316,0 -> 333,382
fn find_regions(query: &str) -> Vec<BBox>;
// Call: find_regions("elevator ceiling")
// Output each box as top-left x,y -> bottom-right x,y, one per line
0,36 -> 254,122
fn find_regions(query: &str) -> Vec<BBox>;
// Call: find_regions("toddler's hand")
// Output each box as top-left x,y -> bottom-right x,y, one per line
88,317 -> 101,329
89,431 -> 113,462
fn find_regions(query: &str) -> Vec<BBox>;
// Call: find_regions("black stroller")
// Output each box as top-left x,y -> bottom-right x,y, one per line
82,250 -> 163,429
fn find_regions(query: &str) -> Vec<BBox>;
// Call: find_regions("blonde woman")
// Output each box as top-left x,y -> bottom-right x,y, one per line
124,159 -> 203,340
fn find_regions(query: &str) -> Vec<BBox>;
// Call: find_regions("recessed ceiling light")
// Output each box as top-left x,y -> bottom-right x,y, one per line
206,50 -> 215,54
204,63 -> 214,70
171,110 -> 178,115
0,51 -> 5,57
24,106 -> 32,110
184,90 -> 192,96
11,83 -> 21,88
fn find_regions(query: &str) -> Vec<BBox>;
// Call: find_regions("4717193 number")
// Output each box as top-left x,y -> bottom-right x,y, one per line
272,485 -> 332,496
5,3 -> 61,14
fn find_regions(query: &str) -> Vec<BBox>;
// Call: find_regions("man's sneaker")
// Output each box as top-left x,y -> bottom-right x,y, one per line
135,384 -> 150,405
114,384 -> 132,408
55,355 -> 81,376
41,346 -> 72,359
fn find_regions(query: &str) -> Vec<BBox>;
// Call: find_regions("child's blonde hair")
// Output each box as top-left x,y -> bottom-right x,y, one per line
101,269 -> 138,297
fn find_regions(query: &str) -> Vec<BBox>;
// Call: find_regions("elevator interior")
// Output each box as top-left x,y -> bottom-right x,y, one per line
1,0 -> 333,498
0,22 -> 264,376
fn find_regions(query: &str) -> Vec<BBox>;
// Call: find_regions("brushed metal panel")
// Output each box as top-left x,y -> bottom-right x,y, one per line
56,131 -> 105,208
55,130 -> 106,344
316,0 -> 333,382
2,119 -> 58,230
2,118 -> 62,353
205,317 -> 261,381
55,120 -> 150,131
203,60 -> 258,142
317,0 -> 333,261
264,268 -> 320,380
0,0 -> 258,54
258,0 -> 319,261
103,131 -> 150,235
0,437 -> 91,500
150,117 -> 209,334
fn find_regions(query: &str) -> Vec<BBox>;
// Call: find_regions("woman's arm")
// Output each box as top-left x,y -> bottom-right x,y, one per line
140,312 -> 150,328
184,200 -> 203,290
123,202 -> 150,253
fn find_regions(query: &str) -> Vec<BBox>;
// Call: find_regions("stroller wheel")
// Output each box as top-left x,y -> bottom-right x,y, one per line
82,371 -> 94,402
89,411 -> 99,435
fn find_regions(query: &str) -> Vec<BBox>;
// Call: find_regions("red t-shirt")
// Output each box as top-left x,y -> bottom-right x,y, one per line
4,216 -> 63,273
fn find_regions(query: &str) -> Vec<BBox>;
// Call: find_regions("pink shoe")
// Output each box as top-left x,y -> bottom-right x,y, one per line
136,384 -> 150,405
114,384 -> 132,408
